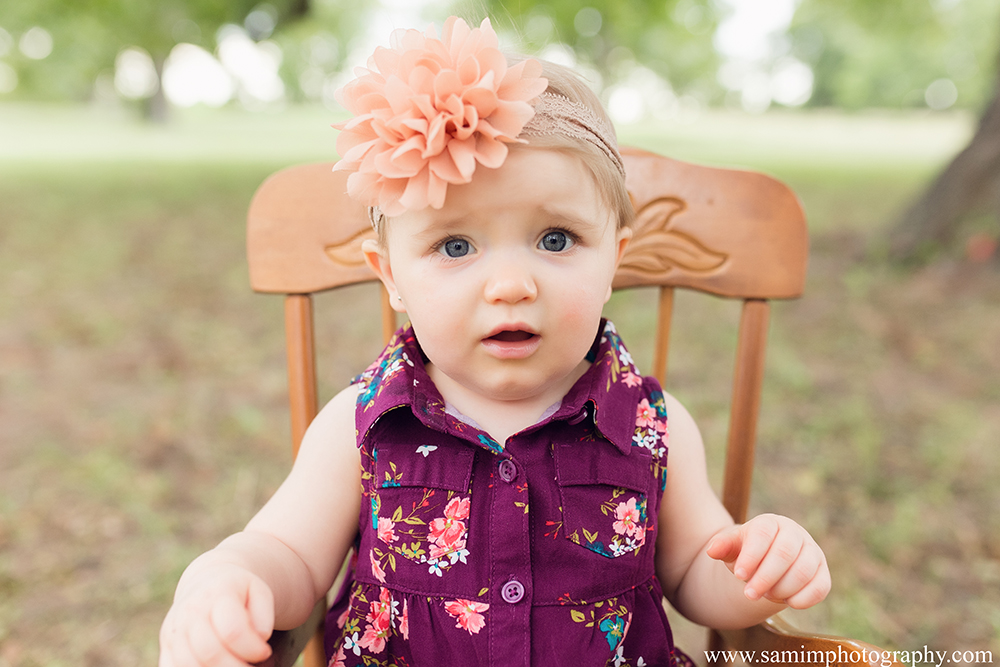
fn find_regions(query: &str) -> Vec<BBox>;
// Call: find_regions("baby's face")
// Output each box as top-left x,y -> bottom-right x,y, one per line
380,147 -> 630,406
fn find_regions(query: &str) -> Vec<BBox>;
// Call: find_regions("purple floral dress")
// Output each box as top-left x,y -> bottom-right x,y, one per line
325,320 -> 694,667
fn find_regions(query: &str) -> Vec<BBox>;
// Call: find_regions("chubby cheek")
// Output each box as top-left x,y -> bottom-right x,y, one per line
402,280 -> 471,356
555,283 -> 609,345
397,264 -> 461,316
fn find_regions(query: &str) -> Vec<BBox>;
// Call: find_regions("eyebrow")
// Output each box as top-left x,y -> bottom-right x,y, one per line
410,203 -> 607,239
537,205 -> 605,231
409,215 -> 473,240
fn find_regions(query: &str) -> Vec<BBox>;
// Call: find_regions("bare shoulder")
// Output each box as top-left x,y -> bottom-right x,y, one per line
282,383 -> 363,509
271,382 -> 362,487
306,383 -> 361,435
243,384 -> 363,592
296,383 -> 362,463
248,382 -> 362,526
661,390 -> 706,465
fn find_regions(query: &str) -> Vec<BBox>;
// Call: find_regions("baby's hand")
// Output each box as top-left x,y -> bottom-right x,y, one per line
706,513 -> 830,610
159,565 -> 274,667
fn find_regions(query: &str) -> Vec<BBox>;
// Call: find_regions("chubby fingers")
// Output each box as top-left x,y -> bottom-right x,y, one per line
159,574 -> 274,666
776,548 -> 831,609
707,514 -> 831,609
705,525 -> 743,571
246,575 -> 276,640
707,516 -> 778,586
186,616 -> 255,667
209,581 -> 274,663
162,606 -> 270,667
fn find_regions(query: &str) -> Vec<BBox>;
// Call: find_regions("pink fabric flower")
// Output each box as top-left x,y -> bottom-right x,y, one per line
400,599 -> 409,640
330,645 -> 347,667
429,536 -> 467,560
333,16 -> 548,215
358,588 -> 396,653
613,497 -> 643,538
622,371 -> 642,388
336,605 -> 351,629
428,496 -> 470,553
366,588 -> 393,631
635,399 -> 657,429
444,599 -> 489,634
444,496 -> 471,520
370,549 -> 386,584
358,623 -> 389,654
377,517 -> 398,544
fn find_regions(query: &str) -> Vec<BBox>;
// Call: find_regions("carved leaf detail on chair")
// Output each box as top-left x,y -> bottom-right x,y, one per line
621,197 -> 728,276
324,227 -> 376,267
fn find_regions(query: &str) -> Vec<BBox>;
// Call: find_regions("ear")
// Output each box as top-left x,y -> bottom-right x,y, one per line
362,238 -> 406,313
605,225 -> 633,303
615,225 -> 633,266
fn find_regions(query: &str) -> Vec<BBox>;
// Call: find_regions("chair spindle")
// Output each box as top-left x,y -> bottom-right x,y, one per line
284,294 -> 319,459
721,298 -> 771,524
652,286 -> 675,387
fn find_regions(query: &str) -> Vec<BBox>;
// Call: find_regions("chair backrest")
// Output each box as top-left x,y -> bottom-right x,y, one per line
247,147 -> 807,526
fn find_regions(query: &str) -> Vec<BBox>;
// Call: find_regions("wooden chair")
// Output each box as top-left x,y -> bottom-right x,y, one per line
246,147 -> 898,667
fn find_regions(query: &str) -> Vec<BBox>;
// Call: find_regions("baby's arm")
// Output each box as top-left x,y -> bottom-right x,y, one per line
655,392 -> 830,629
159,385 -> 362,667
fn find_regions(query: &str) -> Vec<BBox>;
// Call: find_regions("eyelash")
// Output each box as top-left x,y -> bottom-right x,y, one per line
432,235 -> 474,258
431,227 -> 582,256
540,227 -> 581,249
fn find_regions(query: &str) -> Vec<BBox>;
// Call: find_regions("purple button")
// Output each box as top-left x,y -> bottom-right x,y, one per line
567,407 -> 588,425
498,459 -> 517,483
501,579 -> 525,604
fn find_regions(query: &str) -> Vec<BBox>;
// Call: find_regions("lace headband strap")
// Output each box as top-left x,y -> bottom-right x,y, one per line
520,92 -> 625,179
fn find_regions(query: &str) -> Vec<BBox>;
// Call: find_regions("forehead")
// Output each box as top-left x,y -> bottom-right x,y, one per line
391,147 -> 613,234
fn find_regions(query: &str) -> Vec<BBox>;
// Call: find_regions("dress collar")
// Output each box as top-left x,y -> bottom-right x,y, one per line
354,319 -> 643,455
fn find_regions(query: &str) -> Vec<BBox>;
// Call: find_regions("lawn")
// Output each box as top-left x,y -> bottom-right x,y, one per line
0,102 -> 997,666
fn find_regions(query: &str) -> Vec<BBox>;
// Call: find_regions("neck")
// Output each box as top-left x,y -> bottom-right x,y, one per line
427,360 -> 590,445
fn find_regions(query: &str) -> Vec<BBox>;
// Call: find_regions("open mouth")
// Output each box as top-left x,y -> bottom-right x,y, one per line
482,327 -> 541,359
487,330 -> 536,343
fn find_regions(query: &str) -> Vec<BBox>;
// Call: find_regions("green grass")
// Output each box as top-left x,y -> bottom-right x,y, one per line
0,102 -> 997,665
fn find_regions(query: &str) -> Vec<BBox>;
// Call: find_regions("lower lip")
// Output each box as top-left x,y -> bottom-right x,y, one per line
481,334 -> 541,360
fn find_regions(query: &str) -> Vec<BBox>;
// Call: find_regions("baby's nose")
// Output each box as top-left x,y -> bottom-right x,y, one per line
483,257 -> 537,304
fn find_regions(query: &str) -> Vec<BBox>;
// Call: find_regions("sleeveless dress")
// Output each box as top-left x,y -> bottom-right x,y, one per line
325,320 -> 694,667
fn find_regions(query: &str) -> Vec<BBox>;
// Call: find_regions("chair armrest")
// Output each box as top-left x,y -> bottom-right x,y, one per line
715,616 -> 904,667
254,599 -> 326,667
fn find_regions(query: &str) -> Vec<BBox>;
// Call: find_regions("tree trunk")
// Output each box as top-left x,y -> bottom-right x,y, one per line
144,56 -> 170,124
890,70 -> 1000,261
289,0 -> 309,19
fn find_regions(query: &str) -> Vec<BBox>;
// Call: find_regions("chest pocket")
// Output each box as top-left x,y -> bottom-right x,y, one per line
554,442 -> 654,559
370,430 -> 476,574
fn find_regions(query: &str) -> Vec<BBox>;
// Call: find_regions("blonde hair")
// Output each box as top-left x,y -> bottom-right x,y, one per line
517,58 -> 634,230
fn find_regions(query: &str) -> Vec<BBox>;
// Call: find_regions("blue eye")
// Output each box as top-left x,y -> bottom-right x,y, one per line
440,238 -> 472,258
539,231 -> 574,252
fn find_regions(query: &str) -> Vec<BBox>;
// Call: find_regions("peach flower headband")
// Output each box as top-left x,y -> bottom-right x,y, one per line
333,16 -> 624,227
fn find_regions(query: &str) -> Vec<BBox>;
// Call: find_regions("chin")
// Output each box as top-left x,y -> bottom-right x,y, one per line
486,372 -> 567,404
480,379 -> 537,401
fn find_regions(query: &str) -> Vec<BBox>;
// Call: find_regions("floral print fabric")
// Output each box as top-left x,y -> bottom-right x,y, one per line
326,320 -> 691,667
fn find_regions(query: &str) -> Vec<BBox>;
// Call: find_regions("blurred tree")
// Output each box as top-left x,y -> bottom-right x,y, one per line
472,0 -> 721,101
0,0 -> 319,120
270,0 -> 368,105
789,0 -> 998,111
890,56 -> 1000,260
787,0 -> 1000,259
